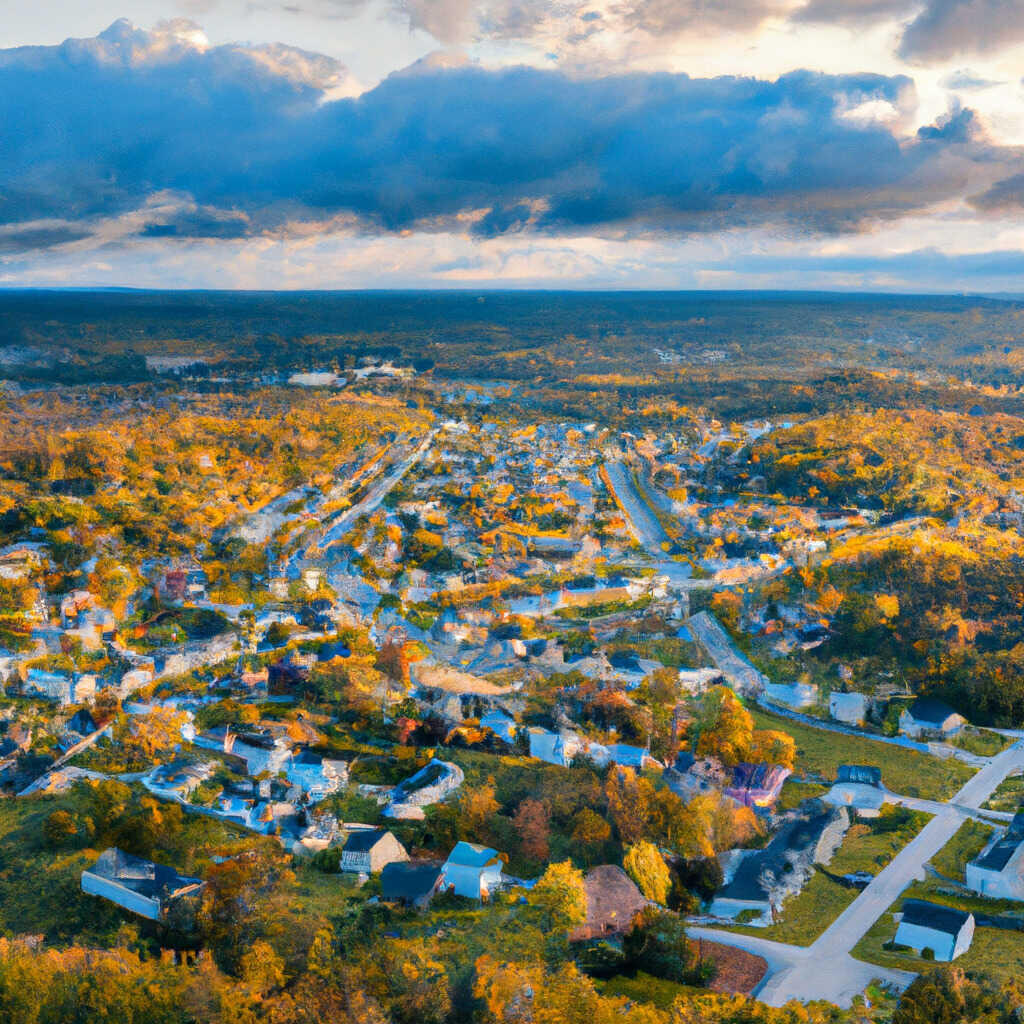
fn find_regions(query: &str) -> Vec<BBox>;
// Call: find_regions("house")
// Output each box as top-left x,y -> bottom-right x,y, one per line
829,691 -> 868,726
23,668 -> 93,705
81,848 -> 203,921
725,763 -> 791,809
340,829 -> 409,874
0,722 -> 31,758
894,900 -> 974,961
825,764 -> 886,816
569,865 -> 648,941
480,710 -> 517,744
709,801 -> 850,925
899,698 -> 966,740
966,810 -> 1024,900
440,841 -> 505,900
380,860 -> 445,910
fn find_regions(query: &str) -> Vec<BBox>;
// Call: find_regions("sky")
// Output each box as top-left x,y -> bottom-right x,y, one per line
3,1 -> 1024,291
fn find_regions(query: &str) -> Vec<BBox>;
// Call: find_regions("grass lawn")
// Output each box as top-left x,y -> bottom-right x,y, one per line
982,769 -> 1024,813
930,819 -> 992,882
723,808 -> 930,946
776,780 -> 829,811
749,706 -> 974,801
853,878 -> 1024,982
954,728 -> 1013,758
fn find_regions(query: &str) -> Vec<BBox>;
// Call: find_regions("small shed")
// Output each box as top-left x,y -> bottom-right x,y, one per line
829,691 -> 868,726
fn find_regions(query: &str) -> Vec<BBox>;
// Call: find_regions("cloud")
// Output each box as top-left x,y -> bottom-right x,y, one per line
898,0 -> 1024,61
942,69 -> 1005,90
616,0 -> 790,35
0,21 -> 1019,257
791,0 -> 914,27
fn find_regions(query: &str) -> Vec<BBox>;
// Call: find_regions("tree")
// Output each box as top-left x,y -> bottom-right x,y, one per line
240,940 -> 286,996
456,780 -> 500,842
623,842 -> 671,905
513,798 -> 551,862
42,810 -> 77,848
622,906 -> 694,983
694,686 -> 753,767
113,707 -> 189,765
604,767 -> 656,844
528,860 -> 587,933
746,729 -> 796,771
570,809 -> 612,865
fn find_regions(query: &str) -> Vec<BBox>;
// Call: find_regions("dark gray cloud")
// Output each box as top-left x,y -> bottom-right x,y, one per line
0,21 -> 1018,254
898,0 -> 1024,61
616,0 -> 785,34
792,0 -> 914,27
971,173 -> 1024,211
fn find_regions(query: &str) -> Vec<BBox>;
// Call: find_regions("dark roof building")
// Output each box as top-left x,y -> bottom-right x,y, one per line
380,860 -> 445,909
570,865 -> 648,941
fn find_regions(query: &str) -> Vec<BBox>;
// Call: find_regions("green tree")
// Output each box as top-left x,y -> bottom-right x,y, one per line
623,842 -> 671,905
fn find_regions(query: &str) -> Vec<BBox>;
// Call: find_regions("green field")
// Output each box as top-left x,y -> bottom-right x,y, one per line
930,819 -> 992,883
750,707 -> 974,801
982,769 -> 1024,813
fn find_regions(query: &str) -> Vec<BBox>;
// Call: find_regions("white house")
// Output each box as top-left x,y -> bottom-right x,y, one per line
966,812 -> 1024,900
894,900 -> 974,961
829,691 -> 868,726
440,841 -> 504,900
898,698 -> 966,740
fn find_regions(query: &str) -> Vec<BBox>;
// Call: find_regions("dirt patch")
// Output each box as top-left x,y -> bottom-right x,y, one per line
693,940 -> 768,995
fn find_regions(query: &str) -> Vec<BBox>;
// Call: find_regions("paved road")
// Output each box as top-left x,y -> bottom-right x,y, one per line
691,738 -> 1024,1007
291,430 -> 435,570
688,610 -> 769,695
604,460 -> 673,551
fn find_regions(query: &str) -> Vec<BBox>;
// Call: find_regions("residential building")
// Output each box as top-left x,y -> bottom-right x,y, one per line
81,848 -> 203,921
440,841 -> 504,900
340,829 -> 409,874
894,900 -> 974,961
829,691 -> 868,727
966,810 -> 1024,900
380,860 -> 445,910
898,698 -> 966,740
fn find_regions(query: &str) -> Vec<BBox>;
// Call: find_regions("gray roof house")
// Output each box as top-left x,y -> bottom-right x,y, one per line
898,698 -> 966,740
894,900 -> 974,961
709,801 -> 850,925
966,810 -> 1024,901
340,829 -> 409,874
81,848 -> 203,921
380,860 -> 445,909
